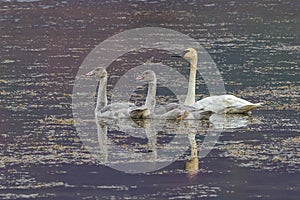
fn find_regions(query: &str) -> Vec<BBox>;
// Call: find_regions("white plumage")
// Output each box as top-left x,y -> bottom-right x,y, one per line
193,94 -> 262,114
173,47 -> 263,114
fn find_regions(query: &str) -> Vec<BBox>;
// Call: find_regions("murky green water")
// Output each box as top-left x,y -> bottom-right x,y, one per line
0,0 -> 299,199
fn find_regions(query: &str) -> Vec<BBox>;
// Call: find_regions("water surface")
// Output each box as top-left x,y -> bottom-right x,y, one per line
0,0 -> 299,199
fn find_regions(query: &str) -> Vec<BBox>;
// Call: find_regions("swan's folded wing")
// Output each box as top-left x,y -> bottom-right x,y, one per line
164,103 -> 180,111
224,95 -> 253,106
159,109 -> 189,120
194,95 -> 262,114
164,103 -> 199,112
194,96 -> 223,113
100,102 -> 135,113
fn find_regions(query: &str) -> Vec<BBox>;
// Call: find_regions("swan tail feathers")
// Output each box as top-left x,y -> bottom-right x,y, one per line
238,103 -> 263,113
254,102 -> 263,107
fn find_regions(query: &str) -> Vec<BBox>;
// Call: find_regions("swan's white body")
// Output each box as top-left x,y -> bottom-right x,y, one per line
193,95 -> 263,114
175,48 -> 262,114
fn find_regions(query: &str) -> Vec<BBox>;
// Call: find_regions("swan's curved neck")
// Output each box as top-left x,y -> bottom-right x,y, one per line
145,78 -> 157,113
184,57 -> 197,106
95,75 -> 107,113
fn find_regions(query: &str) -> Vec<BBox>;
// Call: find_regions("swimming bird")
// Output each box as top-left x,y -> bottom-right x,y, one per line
86,67 -> 139,119
172,48 -> 262,114
132,70 -> 212,120
86,68 -> 192,120
130,70 -> 191,120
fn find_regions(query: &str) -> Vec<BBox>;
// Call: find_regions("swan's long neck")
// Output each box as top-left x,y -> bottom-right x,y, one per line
145,77 -> 157,113
95,75 -> 107,113
184,58 -> 197,106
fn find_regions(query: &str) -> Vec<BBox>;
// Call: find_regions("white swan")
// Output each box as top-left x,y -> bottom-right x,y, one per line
172,48 -> 263,114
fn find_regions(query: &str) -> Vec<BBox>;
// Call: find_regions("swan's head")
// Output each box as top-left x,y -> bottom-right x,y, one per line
172,47 -> 197,62
136,70 -> 156,83
86,67 -> 107,78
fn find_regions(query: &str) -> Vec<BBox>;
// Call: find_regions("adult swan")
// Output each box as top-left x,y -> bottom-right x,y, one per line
172,48 -> 262,114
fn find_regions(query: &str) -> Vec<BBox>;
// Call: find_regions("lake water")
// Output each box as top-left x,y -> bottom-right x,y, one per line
0,0 -> 299,199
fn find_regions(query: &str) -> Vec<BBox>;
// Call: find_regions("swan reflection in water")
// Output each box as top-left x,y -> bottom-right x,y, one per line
85,113 -> 258,176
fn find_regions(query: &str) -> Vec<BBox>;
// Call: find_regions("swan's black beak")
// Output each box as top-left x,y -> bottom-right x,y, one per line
171,53 -> 182,58
171,50 -> 189,58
